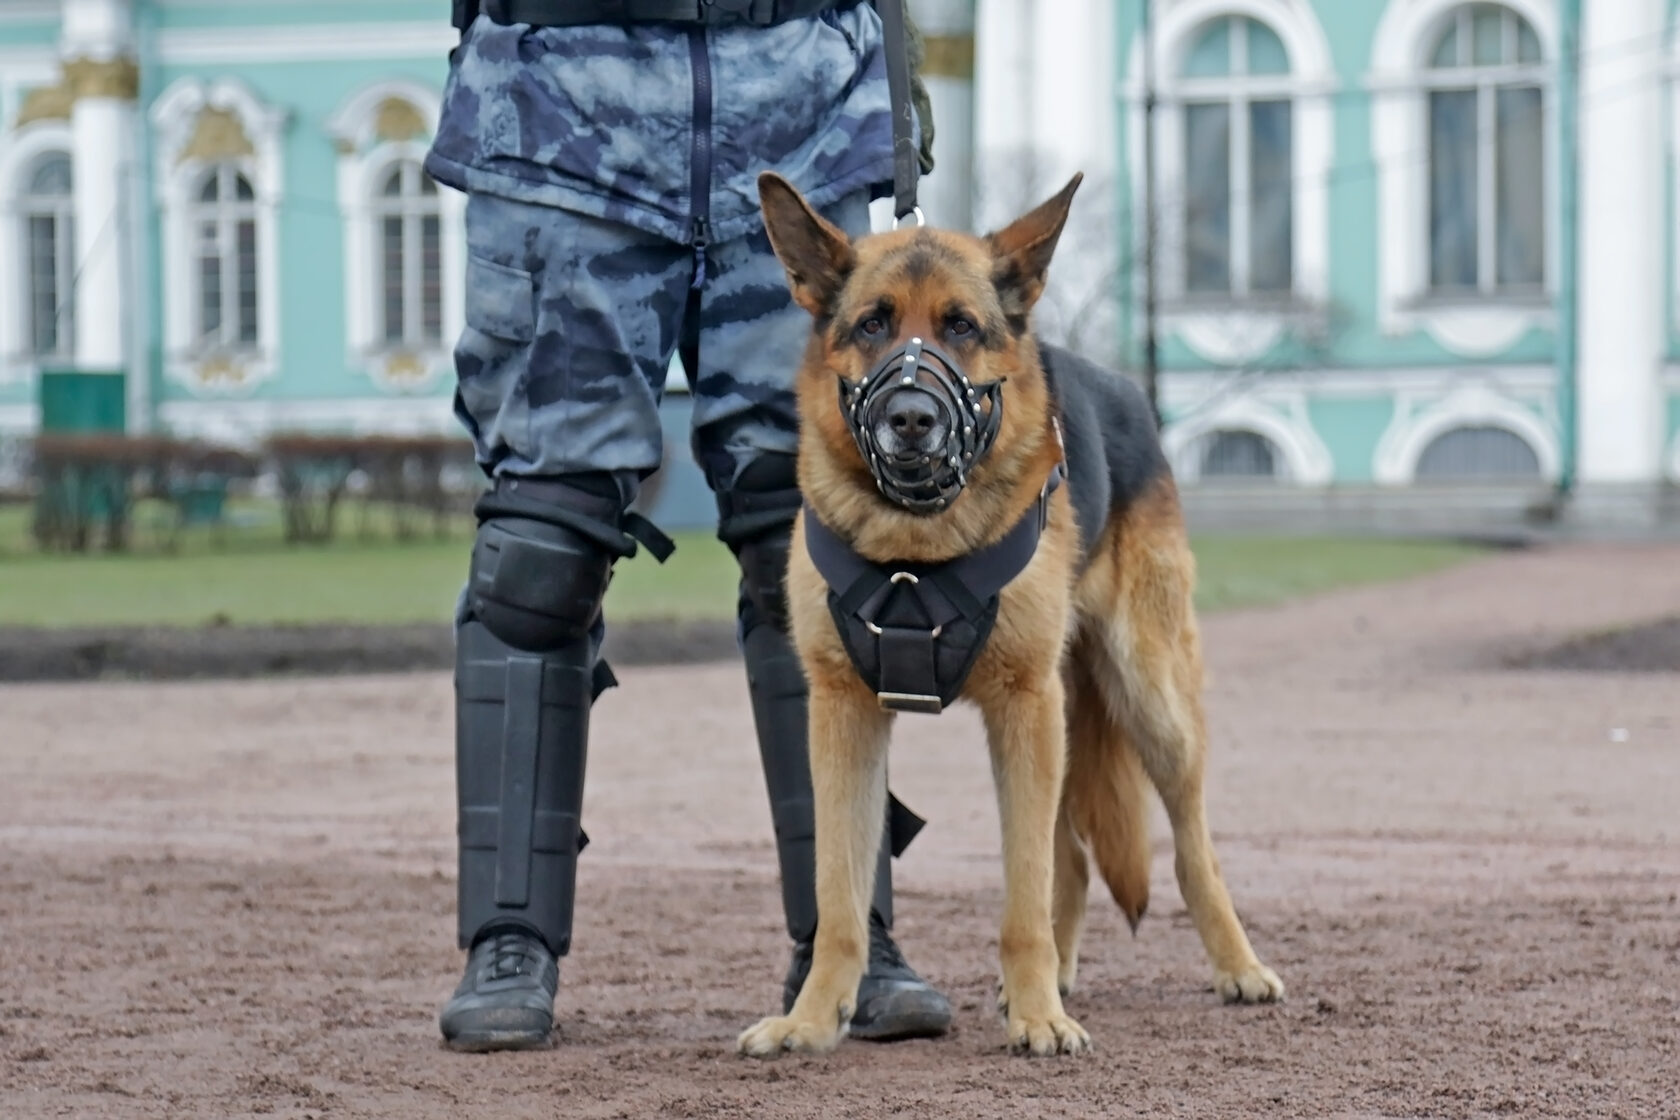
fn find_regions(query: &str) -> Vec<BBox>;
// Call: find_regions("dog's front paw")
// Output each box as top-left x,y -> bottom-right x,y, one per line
737,1012 -> 847,1058
1214,962 -> 1284,1004
1006,1011 -> 1090,1057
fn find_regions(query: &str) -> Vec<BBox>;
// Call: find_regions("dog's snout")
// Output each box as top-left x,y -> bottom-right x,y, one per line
883,389 -> 945,449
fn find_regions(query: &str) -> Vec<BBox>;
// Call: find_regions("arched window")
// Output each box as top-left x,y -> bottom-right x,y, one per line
1179,15 -> 1295,299
1199,428 -> 1282,480
1415,424 -> 1541,479
1423,4 -> 1545,294
190,163 -> 259,350
22,153 -> 74,359
375,160 -> 443,348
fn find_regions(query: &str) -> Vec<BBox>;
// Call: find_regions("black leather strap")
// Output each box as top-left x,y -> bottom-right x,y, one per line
873,0 -> 919,222
802,463 -> 1065,712
484,0 -> 845,27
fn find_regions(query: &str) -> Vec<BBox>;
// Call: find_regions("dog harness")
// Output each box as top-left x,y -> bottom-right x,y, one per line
802,458 -> 1065,714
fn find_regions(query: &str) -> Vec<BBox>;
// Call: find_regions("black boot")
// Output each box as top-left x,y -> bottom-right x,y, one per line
440,930 -> 560,1051
741,598 -> 952,1043
782,909 -> 953,1041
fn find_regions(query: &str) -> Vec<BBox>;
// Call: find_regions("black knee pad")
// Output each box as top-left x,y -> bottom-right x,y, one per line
718,454 -> 802,634
468,516 -> 615,651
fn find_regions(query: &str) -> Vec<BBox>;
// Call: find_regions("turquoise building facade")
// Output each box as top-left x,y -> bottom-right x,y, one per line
2,0 -> 1678,525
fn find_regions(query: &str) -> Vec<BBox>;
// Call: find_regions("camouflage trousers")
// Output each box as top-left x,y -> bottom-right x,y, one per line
451,189 -> 872,508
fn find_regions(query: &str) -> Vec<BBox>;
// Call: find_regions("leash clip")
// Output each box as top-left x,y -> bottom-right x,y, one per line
892,206 -> 925,230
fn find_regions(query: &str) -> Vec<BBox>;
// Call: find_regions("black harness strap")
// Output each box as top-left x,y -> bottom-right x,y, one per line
804,460 -> 1065,714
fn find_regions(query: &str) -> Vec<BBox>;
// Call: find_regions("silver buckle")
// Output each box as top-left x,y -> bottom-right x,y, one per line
877,691 -> 944,714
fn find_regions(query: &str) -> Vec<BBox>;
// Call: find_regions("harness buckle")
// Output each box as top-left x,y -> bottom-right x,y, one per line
877,691 -> 944,714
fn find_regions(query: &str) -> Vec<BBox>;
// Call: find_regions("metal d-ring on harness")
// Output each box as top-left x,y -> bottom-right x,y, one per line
802,452 -> 1065,714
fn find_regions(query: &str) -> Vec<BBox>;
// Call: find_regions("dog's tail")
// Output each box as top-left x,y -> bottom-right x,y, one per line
1064,691 -> 1155,932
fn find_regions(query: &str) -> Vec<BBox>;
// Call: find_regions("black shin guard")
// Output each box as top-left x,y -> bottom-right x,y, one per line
454,476 -> 671,958
455,619 -> 595,957
726,456 -> 918,945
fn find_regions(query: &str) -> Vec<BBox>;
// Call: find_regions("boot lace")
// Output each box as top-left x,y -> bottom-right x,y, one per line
479,933 -> 546,983
867,910 -> 910,976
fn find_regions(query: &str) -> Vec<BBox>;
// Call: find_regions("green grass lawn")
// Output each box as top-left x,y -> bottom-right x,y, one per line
0,499 -> 1485,629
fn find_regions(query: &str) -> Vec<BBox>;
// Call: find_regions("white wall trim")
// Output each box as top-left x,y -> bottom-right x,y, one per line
1668,17 -> 1680,337
326,80 -> 461,396
159,396 -> 459,447
0,120 -> 73,386
1122,0 -> 1336,364
1373,382 -> 1560,484
1162,391 -> 1334,485
0,402 -> 41,435
155,22 -> 456,66
1368,0 -> 1560,355
149,76 -> 289,398
1158,362 -> 1559,402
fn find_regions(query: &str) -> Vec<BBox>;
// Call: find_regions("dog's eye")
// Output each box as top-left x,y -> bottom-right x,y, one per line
859,316 -> 886,337
947,317 -> 976,339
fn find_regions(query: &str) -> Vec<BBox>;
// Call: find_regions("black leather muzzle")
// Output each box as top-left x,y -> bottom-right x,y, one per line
839,337 -> 1002,515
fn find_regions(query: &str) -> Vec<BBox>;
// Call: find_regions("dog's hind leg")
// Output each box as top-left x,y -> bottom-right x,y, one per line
738,678 -> 893,1056
1061,642 -> 1154,966
980,676 -> 1091,1056
1051,799 -> 1089,997
1093,486 -> 1283,1005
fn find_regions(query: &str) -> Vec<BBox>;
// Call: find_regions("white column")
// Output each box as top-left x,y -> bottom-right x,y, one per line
909,0 -> 976,232
61,0 -> 137,389
1026,0 -> 1121,359
1576,0 -> 1664,487
972,0 -> 1031,230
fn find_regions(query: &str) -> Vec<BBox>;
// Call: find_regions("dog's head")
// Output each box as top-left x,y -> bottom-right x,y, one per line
758,171 -> 1082,517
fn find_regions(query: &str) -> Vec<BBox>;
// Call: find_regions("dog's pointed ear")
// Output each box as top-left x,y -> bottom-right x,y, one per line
758,171 -> 855,317
986,172 -> 1083,326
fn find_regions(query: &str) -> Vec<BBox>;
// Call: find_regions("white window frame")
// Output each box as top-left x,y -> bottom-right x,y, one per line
0,121 -> 74,382
373,159 -> 444,349
1373,382 -> 1559,484
1127,0 -> 1335,365
188,163 -> 260,352
1369,0 -> 1558,356
1160,392 -> 1334,486
150,77 -> 287,396
326,80 -> 463,395
1420,5 -> 1548,297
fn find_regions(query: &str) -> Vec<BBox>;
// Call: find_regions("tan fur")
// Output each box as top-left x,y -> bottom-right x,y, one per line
738,173 -> 1282,1061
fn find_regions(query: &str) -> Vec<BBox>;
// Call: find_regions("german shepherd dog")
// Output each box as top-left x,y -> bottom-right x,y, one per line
737,172 -> 1283,1059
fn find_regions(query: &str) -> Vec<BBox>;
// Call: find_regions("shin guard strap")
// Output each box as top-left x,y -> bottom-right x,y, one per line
495,656 -> 544,907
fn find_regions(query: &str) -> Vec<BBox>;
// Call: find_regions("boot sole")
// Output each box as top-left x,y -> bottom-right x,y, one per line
850,1006 -> 952,1042
848,988 -> 953,1043
443,1028 -> 554,1053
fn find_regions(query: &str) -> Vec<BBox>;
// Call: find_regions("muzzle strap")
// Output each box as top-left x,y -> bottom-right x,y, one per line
840,337 -> 1003,515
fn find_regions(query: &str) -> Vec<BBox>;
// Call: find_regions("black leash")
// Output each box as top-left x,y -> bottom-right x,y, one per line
873,0 -> 921,227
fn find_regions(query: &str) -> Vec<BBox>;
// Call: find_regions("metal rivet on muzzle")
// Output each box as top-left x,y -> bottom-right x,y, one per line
840,337 -> 1002,516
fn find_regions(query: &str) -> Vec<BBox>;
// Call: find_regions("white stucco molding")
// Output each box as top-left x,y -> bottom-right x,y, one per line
326,80 -> 462,395
1162,391 -> 1334,485
1667,21 -> 1680,337
158,396 -> 459,449
0,119 -> 73,384
150,76 -> 289,397
1367,0 -> 1560,356
1123,0 -> 1337,364
1373,382 -> 1560,485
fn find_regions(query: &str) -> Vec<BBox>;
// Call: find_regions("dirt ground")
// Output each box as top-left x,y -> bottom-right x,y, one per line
3,543 -> 1678,1120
